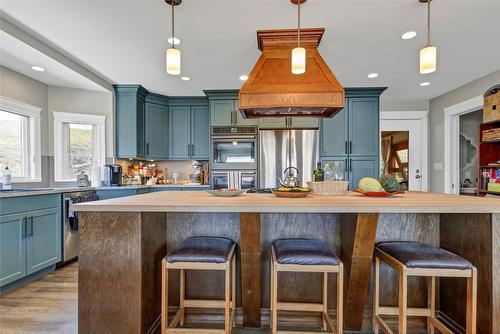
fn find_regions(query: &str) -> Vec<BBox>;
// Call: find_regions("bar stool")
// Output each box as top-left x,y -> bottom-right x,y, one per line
270,238 -> 343,334
373,241 -> 477,334
161,236 -> 236,334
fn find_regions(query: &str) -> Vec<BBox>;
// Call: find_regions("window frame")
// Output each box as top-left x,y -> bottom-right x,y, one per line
0,96 -> 42,183
53,111 -> 106,183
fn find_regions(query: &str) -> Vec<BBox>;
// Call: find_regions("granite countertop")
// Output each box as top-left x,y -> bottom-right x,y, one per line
0,184 -> 210,199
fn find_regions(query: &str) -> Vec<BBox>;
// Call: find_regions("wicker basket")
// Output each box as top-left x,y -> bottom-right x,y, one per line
307,180 -> 349,196
482,128 -> 500,142
484,90 -> 500,123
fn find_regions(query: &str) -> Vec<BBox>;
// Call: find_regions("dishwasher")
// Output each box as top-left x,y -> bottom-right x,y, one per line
59,190 -> 99,266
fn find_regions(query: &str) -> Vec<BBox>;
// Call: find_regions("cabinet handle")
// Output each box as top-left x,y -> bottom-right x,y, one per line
345,141 -> 348,155
28,216 -> 34,238
187,144 -> 191,157
349,159 -> 352,172
349,141 -> 353,154
22,217 -> 28,239
345,159 -> 348,172
191,144 -> 195,157
146,143 -> 150,155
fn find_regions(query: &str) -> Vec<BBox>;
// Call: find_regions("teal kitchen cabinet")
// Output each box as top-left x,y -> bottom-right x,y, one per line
96,188 -> 151,200
26,208 -> 61,275
258,118 -> 287,129
319,87 -> 386,185
205,90 -> 258,126
144,93 -> 169,160
114,85 -> 149,158
348,156 -> 380,190
0,194 -> 61,288
169,97 -> 210,160
259,117 -> 318,129
0,212 -> 26,286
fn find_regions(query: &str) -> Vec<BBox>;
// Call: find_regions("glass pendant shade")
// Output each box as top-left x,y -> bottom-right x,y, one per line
166,47 -> 181,75
291,47 -> 306,75
419,45 -> 437,74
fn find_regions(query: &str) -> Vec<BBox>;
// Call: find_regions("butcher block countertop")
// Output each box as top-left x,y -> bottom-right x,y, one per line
74,190 -> 500,213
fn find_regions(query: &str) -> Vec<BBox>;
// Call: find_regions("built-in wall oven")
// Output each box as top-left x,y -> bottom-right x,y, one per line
212,170 -> 258,190
211,126 -> 258,170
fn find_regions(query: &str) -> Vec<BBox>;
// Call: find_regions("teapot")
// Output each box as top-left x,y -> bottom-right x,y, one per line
279,167 -> 300,188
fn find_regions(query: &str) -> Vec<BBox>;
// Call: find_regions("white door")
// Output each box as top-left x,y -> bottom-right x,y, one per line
380,115 -> 428,191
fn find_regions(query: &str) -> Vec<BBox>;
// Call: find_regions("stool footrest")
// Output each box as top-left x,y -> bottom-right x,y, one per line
276,302 -> 323,312
430,316 -> 454,334
167,328 -> 225,334
183,299 -> 233,309
378,306 -> 431,317
374,315 -> 394,334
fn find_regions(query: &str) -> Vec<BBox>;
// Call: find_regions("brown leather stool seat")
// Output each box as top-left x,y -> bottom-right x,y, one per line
373,241 -> 477,334
167,236 -> 234,263
272,238 -> 340,266
376,241 -> 472,270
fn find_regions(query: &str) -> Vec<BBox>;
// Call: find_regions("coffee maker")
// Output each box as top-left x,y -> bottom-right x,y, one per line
103,164 -> 122,186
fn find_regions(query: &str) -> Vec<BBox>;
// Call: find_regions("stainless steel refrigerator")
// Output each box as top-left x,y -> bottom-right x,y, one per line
259,129 -> 319,188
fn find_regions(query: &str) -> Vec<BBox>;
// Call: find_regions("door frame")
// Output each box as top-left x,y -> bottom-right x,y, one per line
380,110 -> 429,191
443,95 -> 483,194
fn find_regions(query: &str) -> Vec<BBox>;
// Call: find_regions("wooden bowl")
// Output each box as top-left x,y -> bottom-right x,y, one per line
353,189 -> 405,197
271,190 -> 312,198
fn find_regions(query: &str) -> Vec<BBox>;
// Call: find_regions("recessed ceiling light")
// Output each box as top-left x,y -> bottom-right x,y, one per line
401,31 -> 417,40
31,66 -> 45,72
167,37 -> 181,45
420,82 -> 431,87
239,75 -> 248,81
367,73 -> 379,79
181,76 -> 191,81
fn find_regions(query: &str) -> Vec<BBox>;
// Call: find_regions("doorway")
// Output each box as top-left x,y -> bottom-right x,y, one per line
458,110 -> 482,196
380,111 -> 428,191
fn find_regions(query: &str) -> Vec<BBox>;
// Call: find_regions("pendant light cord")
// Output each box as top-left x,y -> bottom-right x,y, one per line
171,1 -> 175,49
427,0 -> 431,46
297,0 -> 301,48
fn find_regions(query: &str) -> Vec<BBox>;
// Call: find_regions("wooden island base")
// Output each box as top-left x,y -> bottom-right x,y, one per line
78,210 -> 499,334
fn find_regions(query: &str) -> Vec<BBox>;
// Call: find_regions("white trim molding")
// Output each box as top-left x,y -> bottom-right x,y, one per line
443,95 -> 483,194
53,111 -> 106,184
0,96 -> 42,183
380,110 -> 429,192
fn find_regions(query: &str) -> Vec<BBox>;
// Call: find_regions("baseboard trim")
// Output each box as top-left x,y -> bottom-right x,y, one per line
0,265 -> 55,296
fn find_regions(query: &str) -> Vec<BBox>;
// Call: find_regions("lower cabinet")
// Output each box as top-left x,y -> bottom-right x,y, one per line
0,198 -> 61,288
96,188 -> 151,200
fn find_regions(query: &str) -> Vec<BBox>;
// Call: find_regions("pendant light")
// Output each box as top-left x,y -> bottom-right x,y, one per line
291,0 -> 306,75
419,0 -> 437,74
166,0 -> 181,75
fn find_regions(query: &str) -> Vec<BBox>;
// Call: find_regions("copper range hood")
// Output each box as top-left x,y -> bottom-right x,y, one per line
239,28 -> 344,118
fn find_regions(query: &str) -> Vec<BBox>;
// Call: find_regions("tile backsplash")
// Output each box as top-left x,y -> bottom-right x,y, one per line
116,159 -> 202,182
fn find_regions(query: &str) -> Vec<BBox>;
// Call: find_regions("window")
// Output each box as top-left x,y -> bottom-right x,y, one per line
53,112 -> 105,184
0,96 -> 41,182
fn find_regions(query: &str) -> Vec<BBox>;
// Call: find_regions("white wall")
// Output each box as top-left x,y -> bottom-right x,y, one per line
429,69 -> 500,193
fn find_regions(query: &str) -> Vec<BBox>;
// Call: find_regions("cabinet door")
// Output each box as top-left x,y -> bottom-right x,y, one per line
0,213 -> 26,286
349,156 -> 380,190
96,189 -> 137,199
258,118 -> 287,129
290,117 -> 319,129
210,100 -> 233,126
136,99 -> 146,157
191,106 -> 210,160
235,100 -> 258,126
145,102 -> 168,159
169,106 -> 191,159
320,107 -> 348,157
348,98 -> 379,156
26,208 -> 61,275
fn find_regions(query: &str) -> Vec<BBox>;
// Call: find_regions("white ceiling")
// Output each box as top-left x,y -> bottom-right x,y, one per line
0,30 -> 106,91
1,0 -> 499,105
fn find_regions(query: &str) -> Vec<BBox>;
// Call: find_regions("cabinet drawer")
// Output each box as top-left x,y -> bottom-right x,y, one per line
0,194 -> 61,216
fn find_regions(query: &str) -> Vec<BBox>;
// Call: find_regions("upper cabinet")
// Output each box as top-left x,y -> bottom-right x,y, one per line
144,93 -> 169,160
114,85 -> 148,158
205,90 -> 258,127
168,97 -> 209,160
259,117 -> 319,129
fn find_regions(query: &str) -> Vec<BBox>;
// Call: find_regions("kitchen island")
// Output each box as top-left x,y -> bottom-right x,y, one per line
75,191 -> 500,333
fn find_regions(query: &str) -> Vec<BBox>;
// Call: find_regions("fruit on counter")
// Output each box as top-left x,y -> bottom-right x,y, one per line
277,187 -> 311,192
379,175 -> 401,193
216,188 -> 238,192
358,177 -> 384,192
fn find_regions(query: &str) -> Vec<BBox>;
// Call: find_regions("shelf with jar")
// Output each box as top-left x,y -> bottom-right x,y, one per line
478,119 -> 500,196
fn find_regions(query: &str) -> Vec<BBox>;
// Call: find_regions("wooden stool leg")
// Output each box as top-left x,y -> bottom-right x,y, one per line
427,276 -> 435,334
337,264 -> 343,334
162,261 -> 168,334
466,268 -> 477,334
179,269 -> 185,326
225,264 -> 231,334
398,269 -> 408,334
272,264 -> 278,334
322,272 -> 328,330
231,255 -> 236,329
373,257 -> 380,334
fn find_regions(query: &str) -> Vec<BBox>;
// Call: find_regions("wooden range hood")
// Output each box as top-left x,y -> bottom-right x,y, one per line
239,28 -> 344,118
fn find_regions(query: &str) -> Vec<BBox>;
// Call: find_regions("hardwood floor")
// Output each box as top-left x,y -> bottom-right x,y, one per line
0,262 -> 78,334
